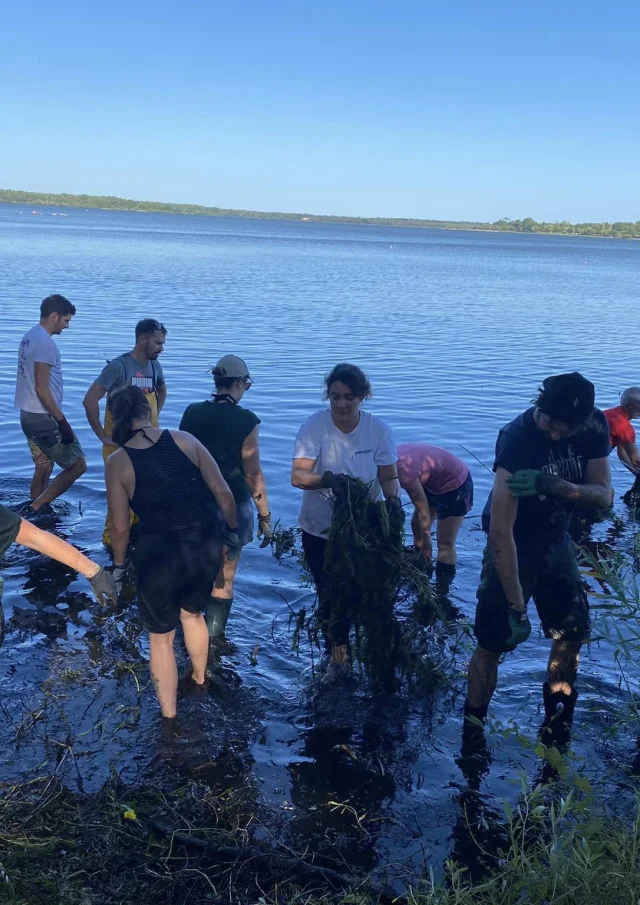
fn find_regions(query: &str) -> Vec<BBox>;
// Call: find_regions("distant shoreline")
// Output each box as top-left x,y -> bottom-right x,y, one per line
1,189 -> 638,239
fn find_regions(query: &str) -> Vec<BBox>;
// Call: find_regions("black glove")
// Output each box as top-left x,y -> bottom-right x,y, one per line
319,471 -> 350,493
57,416 -> 75,445
88,567 -> 119,606
221,523 -> 241,562
257,513 -> 273,548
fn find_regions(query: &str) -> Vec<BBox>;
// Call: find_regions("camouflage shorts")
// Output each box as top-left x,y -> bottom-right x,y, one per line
20,411 -> 85,469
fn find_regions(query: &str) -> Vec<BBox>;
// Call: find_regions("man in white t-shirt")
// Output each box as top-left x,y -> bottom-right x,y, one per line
14,295 -> 86,518
291,363 -> 402,670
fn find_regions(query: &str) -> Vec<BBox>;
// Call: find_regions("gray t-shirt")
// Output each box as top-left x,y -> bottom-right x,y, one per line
14,325 -> 63,413
96,353 -> 165,399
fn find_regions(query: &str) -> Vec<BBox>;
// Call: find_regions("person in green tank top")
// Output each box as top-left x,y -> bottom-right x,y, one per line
179,354 -> 272,638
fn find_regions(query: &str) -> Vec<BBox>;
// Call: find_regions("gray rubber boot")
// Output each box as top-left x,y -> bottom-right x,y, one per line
205,597 -> 233,638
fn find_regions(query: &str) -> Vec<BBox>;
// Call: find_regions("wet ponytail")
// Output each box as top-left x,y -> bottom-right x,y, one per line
109,386 -> 151,446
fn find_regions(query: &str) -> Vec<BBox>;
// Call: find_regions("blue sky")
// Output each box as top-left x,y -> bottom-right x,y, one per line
2,0 -> 639,221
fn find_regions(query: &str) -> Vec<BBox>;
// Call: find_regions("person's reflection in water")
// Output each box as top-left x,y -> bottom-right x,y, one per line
286,721 -> 398,873
450,717 -> 505,883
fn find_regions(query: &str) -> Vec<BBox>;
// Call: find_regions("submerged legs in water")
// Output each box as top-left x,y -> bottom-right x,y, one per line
149,628 -> 179,718
149,609 -> 209,717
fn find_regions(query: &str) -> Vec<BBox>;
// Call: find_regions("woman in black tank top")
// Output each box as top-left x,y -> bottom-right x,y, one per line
104,387 -> 239,726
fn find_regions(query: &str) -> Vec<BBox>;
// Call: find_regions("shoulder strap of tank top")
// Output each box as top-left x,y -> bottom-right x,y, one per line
213,393 -> 237,405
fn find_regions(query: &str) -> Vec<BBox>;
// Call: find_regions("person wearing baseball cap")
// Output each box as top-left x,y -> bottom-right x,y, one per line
179,354 -> 272,640
465,372 -> 612,746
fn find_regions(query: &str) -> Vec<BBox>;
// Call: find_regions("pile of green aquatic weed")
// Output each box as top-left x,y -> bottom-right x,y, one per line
320,478 -> 443,690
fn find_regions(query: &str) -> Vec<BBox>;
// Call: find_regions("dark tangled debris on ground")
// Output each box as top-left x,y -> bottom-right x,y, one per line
0,771 -> 393,905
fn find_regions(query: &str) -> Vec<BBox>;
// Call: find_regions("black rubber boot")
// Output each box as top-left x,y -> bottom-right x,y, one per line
541,682 -> 577,749
459,700 -> 491,788
205,597 -> 233,638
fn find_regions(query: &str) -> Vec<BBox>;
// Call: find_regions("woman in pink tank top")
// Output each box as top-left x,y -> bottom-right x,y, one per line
397,443 -> 473,572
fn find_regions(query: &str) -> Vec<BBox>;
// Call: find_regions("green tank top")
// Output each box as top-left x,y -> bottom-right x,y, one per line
179,399 -> 260,503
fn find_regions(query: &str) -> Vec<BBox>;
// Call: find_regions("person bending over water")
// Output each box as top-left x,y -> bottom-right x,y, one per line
14,295 -> 87,519
603,387 -> 640,498
397,443 -> 473,572
465,373 -> 611,742
83,318 -> 168,547
291,363 -> 402,669
104,387 -> 239,722
0,503 -> 117,645
180,355 -> 272,639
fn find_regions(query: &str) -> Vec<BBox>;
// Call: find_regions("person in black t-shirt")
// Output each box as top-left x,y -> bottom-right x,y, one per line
466,373 -> 612,740
180,355 -> 272,639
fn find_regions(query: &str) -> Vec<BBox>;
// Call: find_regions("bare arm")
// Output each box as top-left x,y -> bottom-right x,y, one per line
105,454 -> 132,565
291,457 -> 325,490
16,520 -> 100,579
406,478 -> 432,537
378,463 -> 401,500
489,468 -> 525,611
156,383 -> 167,415
241,426 -> 270,518
618,442 -> 640,473
34,362 -> 64,421
193,440 -> 238,528
83,382 -> 111,444
538,456 -> 612,509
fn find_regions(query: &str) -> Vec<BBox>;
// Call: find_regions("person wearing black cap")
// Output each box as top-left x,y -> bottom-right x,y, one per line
465,373 -> 612,742
179,354 -> 272,640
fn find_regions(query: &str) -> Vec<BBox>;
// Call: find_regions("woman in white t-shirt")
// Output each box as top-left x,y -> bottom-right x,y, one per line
291,363 -> 401,668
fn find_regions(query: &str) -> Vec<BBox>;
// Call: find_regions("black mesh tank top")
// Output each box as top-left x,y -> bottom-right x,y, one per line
124,431 -> 218,542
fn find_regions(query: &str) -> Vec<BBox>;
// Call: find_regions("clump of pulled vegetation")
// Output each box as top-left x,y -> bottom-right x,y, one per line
274,477 -> 449,692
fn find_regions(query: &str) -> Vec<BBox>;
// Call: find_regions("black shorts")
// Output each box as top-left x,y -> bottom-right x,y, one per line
474,533 -> 590,653
425,472 -> 474,520
134,531 -> 223,634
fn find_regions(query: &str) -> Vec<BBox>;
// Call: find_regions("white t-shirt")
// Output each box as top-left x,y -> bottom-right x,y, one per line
14,325 -> 63,413
294,408 -> 398,538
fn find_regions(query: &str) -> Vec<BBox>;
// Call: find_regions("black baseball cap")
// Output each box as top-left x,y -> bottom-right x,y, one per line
537,372 -> 595,426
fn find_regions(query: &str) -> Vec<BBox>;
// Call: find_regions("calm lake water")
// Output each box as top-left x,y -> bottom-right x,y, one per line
1,202 -> 639,885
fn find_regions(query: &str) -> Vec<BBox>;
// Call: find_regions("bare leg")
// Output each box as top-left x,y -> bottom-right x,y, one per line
436,515 -> 465,565
180,609 -> 209,684
30,461 -> 54,502
468,645 -> 501,710
547,640 -> 581,695
213,554 -> 240,598
148,629 -> 178,717
31,458 -> 87,510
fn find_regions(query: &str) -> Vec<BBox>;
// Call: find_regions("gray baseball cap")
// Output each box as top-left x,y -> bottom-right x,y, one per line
213,354 -> 251,380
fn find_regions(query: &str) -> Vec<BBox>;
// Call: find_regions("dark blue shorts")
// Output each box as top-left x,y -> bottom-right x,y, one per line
425,472 -> 474,520
474,533 -> 590,653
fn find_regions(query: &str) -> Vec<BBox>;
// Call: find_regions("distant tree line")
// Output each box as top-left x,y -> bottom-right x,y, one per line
1,189 -> 638,239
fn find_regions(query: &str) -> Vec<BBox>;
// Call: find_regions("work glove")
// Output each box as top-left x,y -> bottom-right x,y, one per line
221,523 -> 241,562
89,567 -> 119,607
257,513 -> 273,548
56,416 -> 75,445
506,469 -> 558,498
110,558 -> 130,593
504,606 -> 532,651
319,471 -> 350,493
